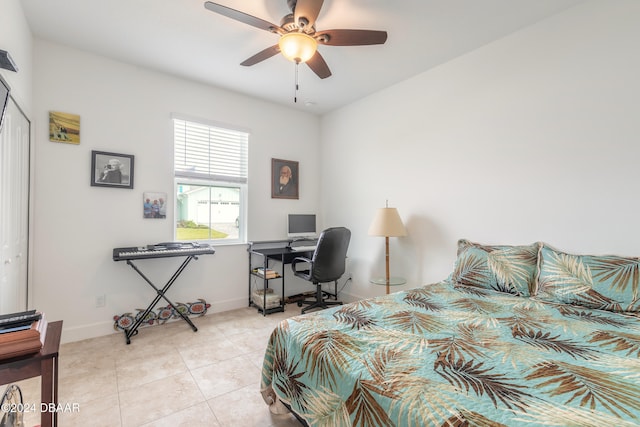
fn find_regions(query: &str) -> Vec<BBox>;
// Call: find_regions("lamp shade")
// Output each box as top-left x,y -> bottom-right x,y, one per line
368,207 -> 407,237
278,32 -> 318,63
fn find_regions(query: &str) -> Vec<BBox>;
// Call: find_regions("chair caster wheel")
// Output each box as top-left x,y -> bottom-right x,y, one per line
297,301 -> 303,307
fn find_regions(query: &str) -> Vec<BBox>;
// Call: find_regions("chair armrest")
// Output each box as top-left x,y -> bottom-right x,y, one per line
291,256 -> 312,272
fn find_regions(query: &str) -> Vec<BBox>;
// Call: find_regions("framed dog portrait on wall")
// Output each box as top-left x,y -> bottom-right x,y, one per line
271,158 -> 298,199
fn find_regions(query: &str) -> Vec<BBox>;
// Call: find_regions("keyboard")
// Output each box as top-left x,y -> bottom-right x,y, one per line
290,245 -> 317,252
113,243 -> 215,261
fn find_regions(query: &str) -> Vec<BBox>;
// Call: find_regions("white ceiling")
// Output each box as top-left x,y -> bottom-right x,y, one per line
20,0 -> 584,115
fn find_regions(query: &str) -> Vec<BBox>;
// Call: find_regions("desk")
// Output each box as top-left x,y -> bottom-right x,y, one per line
248,241 -> 316,315
0,320 -> 63,427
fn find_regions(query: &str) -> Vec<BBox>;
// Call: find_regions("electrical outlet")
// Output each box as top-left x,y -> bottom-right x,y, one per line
96,295 -> 106,308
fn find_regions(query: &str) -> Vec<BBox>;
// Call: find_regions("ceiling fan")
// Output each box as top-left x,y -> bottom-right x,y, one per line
204,0 -> 388,79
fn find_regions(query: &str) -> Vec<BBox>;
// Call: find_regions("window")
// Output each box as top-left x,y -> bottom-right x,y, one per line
173,117 -> 248,244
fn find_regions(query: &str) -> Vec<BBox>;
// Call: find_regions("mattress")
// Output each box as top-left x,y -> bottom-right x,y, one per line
261,280 -> 640,426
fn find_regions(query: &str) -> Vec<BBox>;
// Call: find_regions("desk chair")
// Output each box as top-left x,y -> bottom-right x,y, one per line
291,227 -> 351,314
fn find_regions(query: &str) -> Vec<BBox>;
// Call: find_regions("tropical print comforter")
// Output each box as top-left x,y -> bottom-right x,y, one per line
260,280 -> 640,427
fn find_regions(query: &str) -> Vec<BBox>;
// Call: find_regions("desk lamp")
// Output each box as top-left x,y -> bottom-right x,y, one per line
368,201 -> 407,294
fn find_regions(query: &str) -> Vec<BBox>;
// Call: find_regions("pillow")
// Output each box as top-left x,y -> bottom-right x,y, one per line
536,244 -> 640,313
450,239 -> 540,297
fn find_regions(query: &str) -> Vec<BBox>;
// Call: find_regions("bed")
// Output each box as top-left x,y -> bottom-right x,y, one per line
260,240 -> 640,426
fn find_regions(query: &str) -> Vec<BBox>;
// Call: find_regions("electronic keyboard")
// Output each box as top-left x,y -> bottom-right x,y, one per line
113,242 -> 215,261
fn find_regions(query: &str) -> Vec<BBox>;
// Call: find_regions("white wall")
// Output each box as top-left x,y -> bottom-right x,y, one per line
10,0 -> 640,341
0,0 -> 32,115
321,0 -> 640,300
30,40 -> 321,342
0,0 -> 34,314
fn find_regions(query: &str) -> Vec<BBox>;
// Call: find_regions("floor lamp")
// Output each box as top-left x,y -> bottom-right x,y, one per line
368,201 -> 407,294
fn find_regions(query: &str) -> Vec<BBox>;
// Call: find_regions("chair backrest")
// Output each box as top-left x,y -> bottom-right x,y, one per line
310,227 -> 351,283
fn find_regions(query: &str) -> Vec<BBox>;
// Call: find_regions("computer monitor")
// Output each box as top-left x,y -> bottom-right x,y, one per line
287,214 -> 316,238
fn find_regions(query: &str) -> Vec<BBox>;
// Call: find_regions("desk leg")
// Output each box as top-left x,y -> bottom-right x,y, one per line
40,357 -> 56,427
53,354 -> 59,426
280,254 -> 286,312
247,251 -> 252,307
262,256 -> 268,317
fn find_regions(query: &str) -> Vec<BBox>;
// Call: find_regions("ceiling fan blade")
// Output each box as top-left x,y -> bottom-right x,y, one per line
294,0 -> 323,30
204,2 -> 283,33
240,45 -> 280,66
306,51 -> 332,79
316,29 -> 387,46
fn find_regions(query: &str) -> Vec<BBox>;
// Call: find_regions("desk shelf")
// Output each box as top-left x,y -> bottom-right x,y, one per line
247,240 -> 316,316
248,248 -> 285,315
255,304 -> 284,316
251,268 -> 282,280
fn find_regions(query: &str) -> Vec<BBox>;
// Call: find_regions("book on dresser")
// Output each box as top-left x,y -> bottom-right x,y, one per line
0,311 -> 47,360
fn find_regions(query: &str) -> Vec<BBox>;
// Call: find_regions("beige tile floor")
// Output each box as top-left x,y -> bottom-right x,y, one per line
4,304 -> 304,427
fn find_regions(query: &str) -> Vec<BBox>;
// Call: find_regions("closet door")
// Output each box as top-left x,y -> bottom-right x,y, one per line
0,96 -> 30,314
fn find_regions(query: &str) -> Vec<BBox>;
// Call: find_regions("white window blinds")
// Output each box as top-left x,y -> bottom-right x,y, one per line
174,118 -> 248,183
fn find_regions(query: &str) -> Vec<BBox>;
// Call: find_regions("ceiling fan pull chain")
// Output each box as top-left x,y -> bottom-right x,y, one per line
294,61 -> 299,103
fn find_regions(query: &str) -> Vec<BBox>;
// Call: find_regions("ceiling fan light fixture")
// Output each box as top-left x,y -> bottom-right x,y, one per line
278,32 -> 317,63
204,1 -> 388,79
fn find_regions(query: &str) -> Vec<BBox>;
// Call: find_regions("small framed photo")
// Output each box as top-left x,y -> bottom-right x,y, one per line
143,192 -> 167,219
271,158 -> 299,199
90,150 -> 134,189
49,111 -> 80,144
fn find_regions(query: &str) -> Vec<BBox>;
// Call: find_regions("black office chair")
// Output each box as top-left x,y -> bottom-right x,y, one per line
291,227 -> 351,314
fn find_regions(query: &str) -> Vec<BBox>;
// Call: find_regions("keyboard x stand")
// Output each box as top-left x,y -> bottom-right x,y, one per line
122,257 -> 199,344
112,243 -> 215,344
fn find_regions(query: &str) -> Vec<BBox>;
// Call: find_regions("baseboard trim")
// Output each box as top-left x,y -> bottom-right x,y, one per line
61,296 -> 248,344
